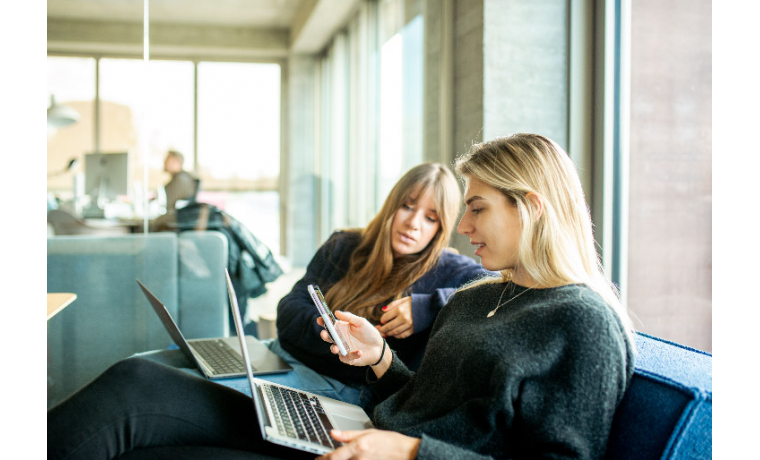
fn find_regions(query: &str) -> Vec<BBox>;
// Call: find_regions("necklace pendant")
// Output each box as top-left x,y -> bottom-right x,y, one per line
487,310 -> 496,318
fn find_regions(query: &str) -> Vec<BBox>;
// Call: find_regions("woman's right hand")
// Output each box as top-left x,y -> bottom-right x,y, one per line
317,310 -> 385,368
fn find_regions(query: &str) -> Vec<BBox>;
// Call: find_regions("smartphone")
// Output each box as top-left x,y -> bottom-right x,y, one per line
307,284 -> 351,356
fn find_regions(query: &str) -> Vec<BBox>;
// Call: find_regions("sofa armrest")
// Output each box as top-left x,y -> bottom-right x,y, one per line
604,333 -> 712,459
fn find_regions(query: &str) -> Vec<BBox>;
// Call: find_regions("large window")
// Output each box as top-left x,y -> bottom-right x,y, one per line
98,59 -> 195,217
312,0 -> 425,244
197,62 -> 282,253
47,57 -> 282,253
378,14 -> 424,205
47,57 -> 96,206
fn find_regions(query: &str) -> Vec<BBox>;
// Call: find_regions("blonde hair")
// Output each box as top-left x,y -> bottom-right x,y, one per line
454,133 -> 635,344
324,163 -> 462,322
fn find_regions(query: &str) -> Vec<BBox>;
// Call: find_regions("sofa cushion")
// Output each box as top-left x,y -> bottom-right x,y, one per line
604,333 -> 712,459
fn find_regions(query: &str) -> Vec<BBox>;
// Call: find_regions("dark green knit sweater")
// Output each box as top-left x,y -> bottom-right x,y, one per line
369,282 -> 634,459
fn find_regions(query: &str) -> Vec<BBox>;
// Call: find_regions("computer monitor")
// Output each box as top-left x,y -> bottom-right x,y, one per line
84,152 -> 130,202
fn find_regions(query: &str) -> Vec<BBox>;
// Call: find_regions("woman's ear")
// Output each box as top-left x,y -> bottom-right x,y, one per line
525,192 -> 544,221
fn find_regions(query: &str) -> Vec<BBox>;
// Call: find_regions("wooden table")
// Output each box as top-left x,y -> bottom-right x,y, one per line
47,293 -> 77,320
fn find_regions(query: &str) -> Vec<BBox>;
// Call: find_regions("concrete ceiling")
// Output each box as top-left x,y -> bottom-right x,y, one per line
47,0 -> 362,57
47,0 -> 303,27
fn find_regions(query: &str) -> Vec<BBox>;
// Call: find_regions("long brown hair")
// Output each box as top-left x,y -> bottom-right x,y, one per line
324,163 -> 462,323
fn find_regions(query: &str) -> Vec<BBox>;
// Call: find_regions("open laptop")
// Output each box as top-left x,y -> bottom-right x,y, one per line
224,269 -> 373,455
137,279 -> 292,379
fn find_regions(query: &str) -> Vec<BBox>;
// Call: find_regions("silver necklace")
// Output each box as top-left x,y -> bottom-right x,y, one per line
487,277 -> 536,318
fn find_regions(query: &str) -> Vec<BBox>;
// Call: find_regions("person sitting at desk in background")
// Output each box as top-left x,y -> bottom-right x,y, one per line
163,150 -> 198,212
47,133 -> 635,459
261,162 -> 491,410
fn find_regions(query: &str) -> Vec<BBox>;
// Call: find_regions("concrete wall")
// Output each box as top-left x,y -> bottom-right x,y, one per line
447,0 -> 570,257
482,0 -> 568,148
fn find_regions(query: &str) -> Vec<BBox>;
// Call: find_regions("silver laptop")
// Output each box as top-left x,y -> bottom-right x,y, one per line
224,269 -> 373,455
137,279 -> 292,379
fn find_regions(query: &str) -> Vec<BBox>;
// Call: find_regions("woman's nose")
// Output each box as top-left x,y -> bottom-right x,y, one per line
457,215 -> 470,235
405,211 -> 421,230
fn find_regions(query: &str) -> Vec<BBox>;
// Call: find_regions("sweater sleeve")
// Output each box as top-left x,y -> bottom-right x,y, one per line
409,251 -> 493,333
365,350 -> 415,401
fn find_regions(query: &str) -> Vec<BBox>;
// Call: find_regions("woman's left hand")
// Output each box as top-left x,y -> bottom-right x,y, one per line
317,429 -> 420,460
376,297 -> 414,339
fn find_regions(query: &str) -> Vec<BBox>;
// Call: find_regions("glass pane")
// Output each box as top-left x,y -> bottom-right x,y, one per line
197,62 -> 281,253
47,56 -> 96,214
377,13 -> 424,207
379,32 -> 404,201
99,58 -> 194,220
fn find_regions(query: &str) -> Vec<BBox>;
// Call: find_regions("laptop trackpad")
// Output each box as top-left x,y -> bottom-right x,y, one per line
331,414 -> 373,431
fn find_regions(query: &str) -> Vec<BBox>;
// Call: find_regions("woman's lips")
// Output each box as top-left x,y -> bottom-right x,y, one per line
473,242 -> 486,256
399,233 -> 416,244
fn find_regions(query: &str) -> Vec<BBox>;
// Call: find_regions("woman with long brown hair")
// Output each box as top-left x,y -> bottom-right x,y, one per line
261,162 -> 489,409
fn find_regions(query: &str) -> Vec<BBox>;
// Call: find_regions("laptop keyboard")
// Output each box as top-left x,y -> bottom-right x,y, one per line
191,340 -> 252,375
263,384 -> 340,449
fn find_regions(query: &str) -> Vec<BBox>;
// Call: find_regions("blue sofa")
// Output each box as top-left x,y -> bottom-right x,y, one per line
47,231 -> 230,408
124,331 -> 712,459
605,333 -> 712,459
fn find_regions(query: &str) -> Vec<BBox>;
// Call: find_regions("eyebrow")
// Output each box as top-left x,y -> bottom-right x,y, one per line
406,195 -> 438,214
464,196 -> 485,206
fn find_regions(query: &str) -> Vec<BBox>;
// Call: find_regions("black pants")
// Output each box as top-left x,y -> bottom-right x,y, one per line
47,358 -> 315,460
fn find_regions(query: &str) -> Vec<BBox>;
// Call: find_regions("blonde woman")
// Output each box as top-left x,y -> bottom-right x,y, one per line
318,133 -> 635,459
263,162 -> 489,408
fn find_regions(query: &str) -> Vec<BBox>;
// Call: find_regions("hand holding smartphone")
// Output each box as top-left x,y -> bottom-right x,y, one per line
308,284 -> 352,356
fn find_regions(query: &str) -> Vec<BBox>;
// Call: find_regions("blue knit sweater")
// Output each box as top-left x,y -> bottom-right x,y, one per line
370,282 -> 634,459
276,231 -> 490,385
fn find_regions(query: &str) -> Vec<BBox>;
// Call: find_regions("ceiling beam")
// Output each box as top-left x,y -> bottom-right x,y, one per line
290,0 -> 361,54
47,18 -> 290,60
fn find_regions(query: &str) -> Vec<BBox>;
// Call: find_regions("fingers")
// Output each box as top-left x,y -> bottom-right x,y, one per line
381,297 -> 405,311
377,309 -> 413,336
379,297 -> 407,321
378,305 -> 400,326
317,434 -> 357,460
333,310 -> 365,326
386,325 -> 413,339
378,321 -> 413,339
330,429 -> 371,442
320,329 -> 333,344
336,348 -> 364,365
318,430 -> 372,459
378,297 -> 413,335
